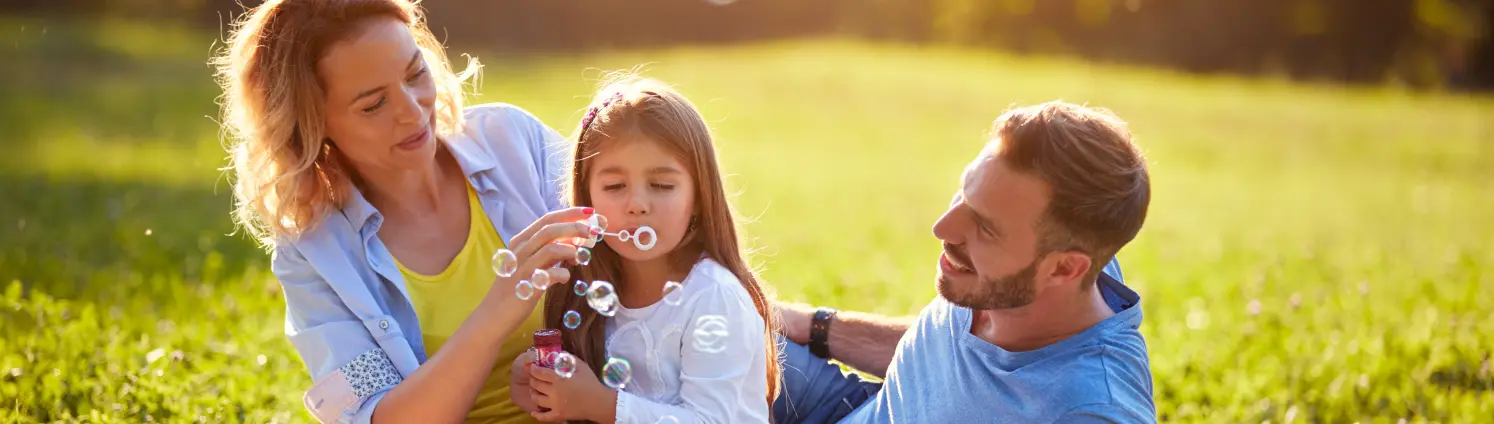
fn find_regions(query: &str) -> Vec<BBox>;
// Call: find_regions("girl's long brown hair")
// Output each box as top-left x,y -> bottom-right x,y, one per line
543,73 -> 781,413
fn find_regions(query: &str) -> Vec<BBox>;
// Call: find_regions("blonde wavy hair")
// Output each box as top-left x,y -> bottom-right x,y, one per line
211,0 -> 480,248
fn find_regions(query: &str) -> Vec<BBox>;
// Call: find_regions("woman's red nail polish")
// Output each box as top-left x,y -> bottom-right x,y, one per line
591,227 -> 603,235
582,207 -> 594,215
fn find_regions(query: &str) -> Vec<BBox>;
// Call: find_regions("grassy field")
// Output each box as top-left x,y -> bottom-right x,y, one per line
2,17 -> 1492,423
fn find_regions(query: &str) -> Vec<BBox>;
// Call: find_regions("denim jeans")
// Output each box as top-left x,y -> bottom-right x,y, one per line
772,337 -> 883,424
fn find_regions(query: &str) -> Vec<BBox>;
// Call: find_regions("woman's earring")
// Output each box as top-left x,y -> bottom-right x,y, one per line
687,216 -> 697,233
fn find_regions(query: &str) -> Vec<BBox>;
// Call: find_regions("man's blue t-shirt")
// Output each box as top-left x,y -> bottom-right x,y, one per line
840,273 -> 1156,423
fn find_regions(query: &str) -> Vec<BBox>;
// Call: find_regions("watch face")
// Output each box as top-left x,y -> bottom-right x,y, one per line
814,309 -> 836,327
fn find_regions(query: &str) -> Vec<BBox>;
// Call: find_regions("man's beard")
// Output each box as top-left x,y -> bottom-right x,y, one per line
938,258 -> 1040,310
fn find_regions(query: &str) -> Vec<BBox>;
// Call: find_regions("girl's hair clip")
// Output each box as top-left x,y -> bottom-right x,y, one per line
579,91 -> 627,137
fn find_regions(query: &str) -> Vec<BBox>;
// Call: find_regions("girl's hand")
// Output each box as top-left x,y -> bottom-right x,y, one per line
509,349 -> 540,413
528,357 -> 619,423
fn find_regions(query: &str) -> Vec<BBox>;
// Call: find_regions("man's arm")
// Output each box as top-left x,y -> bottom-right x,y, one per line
775,301 -> 914,378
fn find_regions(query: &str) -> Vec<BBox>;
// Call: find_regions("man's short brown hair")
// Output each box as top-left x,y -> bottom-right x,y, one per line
990,101 -> 1150,286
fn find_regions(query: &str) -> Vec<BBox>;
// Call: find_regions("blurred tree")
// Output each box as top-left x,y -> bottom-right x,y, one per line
1,0 -> 1490,90
1463,1 -> 1494,89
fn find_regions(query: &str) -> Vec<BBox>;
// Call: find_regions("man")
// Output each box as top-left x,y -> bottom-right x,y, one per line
772,101 -> 1156,423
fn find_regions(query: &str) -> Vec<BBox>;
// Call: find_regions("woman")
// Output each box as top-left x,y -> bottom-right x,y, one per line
212,1 -> 596,423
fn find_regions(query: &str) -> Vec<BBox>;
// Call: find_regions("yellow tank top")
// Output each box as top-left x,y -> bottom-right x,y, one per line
393,181 -> 547,424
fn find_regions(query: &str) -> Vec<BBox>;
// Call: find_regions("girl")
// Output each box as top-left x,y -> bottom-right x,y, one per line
512,74 -> 780,423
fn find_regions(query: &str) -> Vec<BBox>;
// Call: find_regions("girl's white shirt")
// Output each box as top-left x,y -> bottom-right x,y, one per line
603,257 -> 771,424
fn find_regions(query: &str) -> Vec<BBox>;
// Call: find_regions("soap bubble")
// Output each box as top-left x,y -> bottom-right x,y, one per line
491,249 -> 518,278
515,280 -> 535,301
706,0 -> 737,5
662,281 -> 685,306
586,281 -> 619,317
594,297 -> 618,316
575,247 -> 592,266
692,315 -> 730,354
601,357 -> 632,389
553,352 -> 577,379
588,214 -> 607,234
586,281 -> 614,300
563,310 -> 582,329
531,269 -> 552,290
656,416 -> 680,424
573,281 -> 589,296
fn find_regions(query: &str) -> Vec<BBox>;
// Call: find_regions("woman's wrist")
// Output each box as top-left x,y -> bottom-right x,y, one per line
474,290 -> 532,338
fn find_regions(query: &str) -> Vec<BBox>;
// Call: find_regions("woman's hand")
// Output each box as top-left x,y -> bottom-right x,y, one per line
528,357 -> 618,423
509,349 -> 540,413
367,208 -> 605,424
485,207 -> 607,307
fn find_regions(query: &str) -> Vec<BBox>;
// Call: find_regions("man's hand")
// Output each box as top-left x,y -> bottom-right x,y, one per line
774,301 -> 815,344
772,300 -> 915,378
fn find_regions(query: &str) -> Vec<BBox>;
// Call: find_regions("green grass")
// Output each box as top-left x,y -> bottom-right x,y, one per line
3,17 -> 1493,423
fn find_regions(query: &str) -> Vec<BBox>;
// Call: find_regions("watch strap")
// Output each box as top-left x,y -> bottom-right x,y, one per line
809,307 -> 837,359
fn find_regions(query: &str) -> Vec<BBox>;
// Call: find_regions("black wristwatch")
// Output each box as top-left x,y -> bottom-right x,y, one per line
809,307 -> 838,359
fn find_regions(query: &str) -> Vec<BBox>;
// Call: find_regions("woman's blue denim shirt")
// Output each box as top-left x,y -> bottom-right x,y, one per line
268,103 -> 567,423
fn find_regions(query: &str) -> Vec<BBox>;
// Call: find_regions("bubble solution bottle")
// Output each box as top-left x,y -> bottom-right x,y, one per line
533,329 -> 563,367
532,329 -> 564,412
